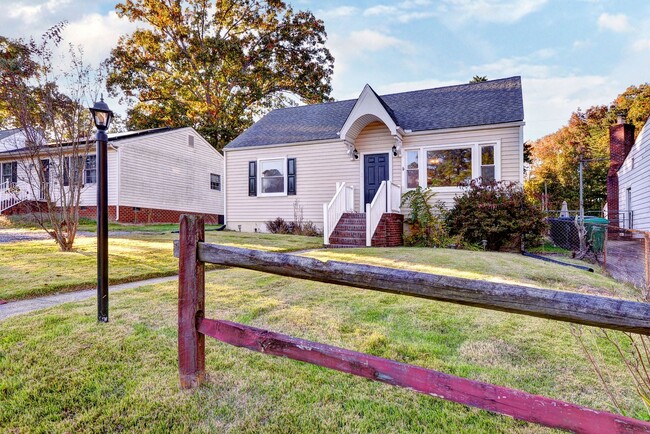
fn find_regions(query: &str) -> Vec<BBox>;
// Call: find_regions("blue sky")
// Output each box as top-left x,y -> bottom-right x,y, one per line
4,0 -> 650,141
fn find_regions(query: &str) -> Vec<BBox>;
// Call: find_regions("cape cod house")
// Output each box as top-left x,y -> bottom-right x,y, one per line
0,127 -> 224,223
223,76 -> 525,246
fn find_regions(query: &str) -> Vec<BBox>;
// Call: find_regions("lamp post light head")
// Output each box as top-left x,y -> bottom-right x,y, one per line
89,96 -> 114,131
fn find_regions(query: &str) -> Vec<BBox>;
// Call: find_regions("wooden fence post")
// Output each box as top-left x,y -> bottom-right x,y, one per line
178,214 -> 205,389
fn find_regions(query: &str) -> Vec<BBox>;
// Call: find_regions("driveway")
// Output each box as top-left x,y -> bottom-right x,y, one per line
0,228 -> 53,243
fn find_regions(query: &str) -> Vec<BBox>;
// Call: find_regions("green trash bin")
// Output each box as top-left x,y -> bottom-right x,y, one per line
584,217 -> 609,254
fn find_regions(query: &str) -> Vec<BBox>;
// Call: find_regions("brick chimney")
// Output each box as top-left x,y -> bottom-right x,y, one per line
607,113 -> 635,231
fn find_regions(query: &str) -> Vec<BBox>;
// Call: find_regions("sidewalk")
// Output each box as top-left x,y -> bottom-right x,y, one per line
0,274 -> 180,321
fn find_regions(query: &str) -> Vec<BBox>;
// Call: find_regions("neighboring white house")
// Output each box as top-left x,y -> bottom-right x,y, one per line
0,127 -> 224,223
223,77 -> 525,245
617,115 -> 650,232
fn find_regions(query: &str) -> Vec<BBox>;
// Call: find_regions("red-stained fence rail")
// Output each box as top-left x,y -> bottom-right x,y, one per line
175,215 -> 650,433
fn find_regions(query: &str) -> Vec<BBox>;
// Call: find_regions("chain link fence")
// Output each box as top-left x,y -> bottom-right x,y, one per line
539,210 -> 649,300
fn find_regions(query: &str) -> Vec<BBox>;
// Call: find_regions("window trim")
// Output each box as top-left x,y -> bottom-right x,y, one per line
210,173 -> 221,191
257,157 -> 287,197
402,140 -> 501,192
84,155 -> 97,185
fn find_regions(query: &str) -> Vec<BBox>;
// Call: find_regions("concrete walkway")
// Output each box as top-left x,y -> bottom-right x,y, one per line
0,249 -> 319,321
0,274 -> 181,321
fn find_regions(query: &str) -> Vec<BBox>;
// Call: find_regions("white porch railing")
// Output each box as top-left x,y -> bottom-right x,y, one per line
0,180 -> 29,213
365,181 -> 401,247
323,182 -> 355,245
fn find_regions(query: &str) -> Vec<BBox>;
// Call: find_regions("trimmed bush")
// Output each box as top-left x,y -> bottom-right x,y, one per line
445,180 -> 547,251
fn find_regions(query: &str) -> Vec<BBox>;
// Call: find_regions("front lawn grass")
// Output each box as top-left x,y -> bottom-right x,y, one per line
0,231 -> 322,301
0,248 -> 643,433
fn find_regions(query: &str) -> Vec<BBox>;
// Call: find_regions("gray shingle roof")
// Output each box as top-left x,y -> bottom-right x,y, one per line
225,76 -> 524,149
0,128 -> 22,141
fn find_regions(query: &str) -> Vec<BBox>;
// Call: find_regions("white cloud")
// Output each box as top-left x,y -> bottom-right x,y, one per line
347,30 -> 405,51
523,75 -> 620,140
470,50 -> 557,79
361,0 -> 546,25
572,39 -> 592,50
375,79 -> 460,95
597,13 -> 630,32
61,11 -> 138,66
632,39 -> 650,51
316,6 -> 359,19
443,0 -> 548,24
364,5 -> 399,16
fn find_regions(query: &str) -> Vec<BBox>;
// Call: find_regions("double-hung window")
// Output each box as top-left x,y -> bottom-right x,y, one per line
1,161 -> 17,185
259,158 -> 286,195
480,144 -> 495,182
248,158 -> 296,197
85,155 -> 97,184
405,151 -> 419,189
210,173 -> 221,190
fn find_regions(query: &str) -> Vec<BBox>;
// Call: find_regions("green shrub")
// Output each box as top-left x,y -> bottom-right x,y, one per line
445,180 -> 547,251
400,187 -> 448,247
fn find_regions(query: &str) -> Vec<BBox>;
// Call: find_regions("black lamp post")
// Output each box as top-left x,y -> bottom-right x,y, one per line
89,96 -> 113,323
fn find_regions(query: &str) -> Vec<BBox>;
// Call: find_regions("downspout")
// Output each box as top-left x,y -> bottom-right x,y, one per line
109,143 -> 120,221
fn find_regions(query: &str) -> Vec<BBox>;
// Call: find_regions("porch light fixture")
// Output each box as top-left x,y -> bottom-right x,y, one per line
392,145 -> 398,157
353,149 -> 359,160
90,96 -> 114,131
89,96 -> 114,323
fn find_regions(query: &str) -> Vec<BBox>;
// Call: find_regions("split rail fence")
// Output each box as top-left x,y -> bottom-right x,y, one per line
175,214 -> 650,433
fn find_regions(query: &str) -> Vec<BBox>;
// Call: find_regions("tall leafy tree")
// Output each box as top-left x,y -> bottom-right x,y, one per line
526,84 -> 650,212
107,0 -> 334,150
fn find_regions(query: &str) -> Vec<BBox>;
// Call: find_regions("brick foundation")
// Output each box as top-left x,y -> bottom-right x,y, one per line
77,206 -> 222,224
371,213 -> 404,247
3,203 -> 222,225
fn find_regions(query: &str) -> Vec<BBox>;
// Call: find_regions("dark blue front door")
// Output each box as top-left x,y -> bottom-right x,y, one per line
364,153 -> 389,205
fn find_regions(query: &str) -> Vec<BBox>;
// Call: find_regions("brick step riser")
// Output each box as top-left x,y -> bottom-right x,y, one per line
328,237 -> 366,246
331,232 -> 366,240
340,213 -> 366,220
326,244 -> 364,249
335,225 -> 366,231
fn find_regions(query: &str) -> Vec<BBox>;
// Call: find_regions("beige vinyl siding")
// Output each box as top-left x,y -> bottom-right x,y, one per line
118,128 -> 224,216
226,122 -> 522,232
226,140 -> 358,232
618,118 -> 650,232
355,122 -> 401,191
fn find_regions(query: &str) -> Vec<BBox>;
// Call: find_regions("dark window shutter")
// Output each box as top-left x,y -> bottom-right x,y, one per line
11,162 -> 17,183
248,161 -> 257,196
287,158 -> 296,195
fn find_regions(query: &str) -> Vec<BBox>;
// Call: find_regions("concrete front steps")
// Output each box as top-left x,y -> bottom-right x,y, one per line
326,212 -> 404,248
